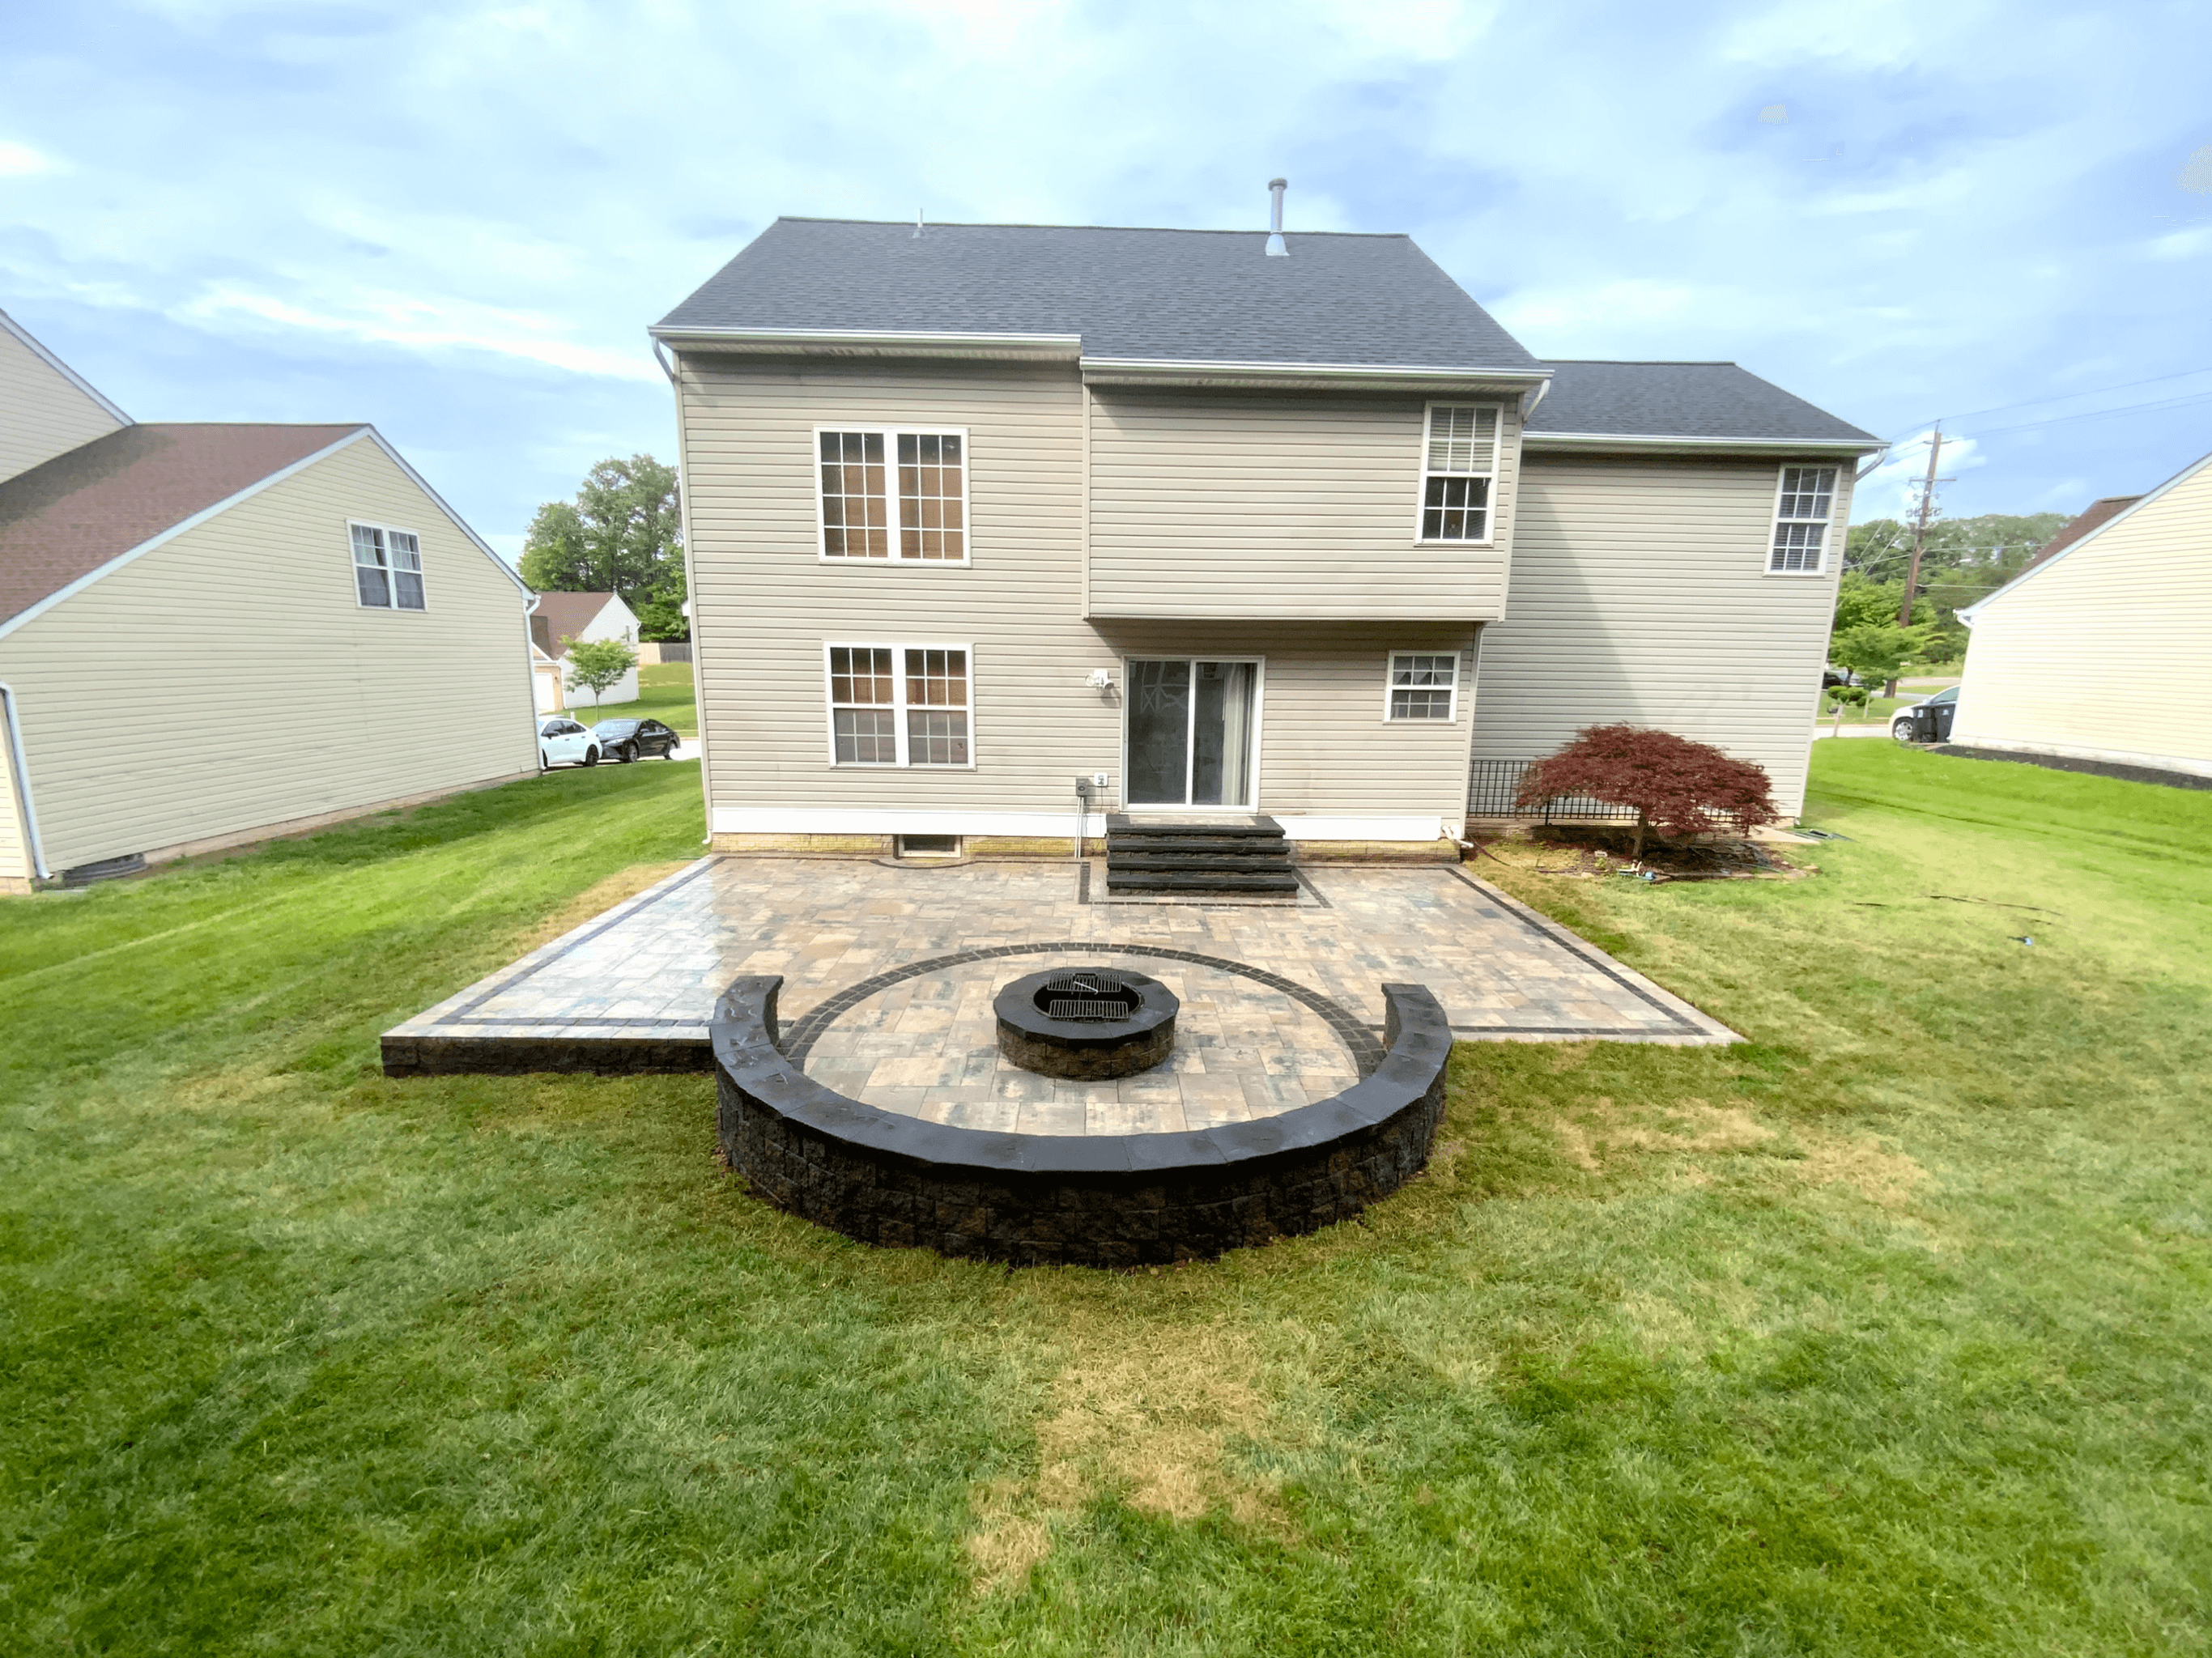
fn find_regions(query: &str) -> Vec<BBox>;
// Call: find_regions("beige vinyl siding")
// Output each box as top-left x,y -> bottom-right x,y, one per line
0,436 -> 538,873
0,725 -> 28,884
0,321 -> 125,482
1087,390 -> 1520,619
1953,455 -> 2212,774
1096,622 -> 1477,824
677,355 -> 1473,828
1470,453 -> 1850,817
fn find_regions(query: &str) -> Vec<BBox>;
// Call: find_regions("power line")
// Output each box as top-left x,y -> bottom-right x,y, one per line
1887,362 -> 2212,440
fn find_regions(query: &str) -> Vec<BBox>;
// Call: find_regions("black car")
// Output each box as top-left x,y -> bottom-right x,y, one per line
590,717 -> 682,762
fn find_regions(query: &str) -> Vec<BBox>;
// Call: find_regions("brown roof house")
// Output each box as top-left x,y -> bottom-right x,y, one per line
0,304 -> 541,891
528,590 -> 641,711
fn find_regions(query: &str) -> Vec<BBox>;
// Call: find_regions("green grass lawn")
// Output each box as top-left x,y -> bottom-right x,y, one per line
563,660 -> 698,735
3,746 -> 2208,1654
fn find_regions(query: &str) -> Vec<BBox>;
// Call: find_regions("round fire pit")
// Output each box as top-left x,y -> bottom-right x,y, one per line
993,967 -> 1178,1080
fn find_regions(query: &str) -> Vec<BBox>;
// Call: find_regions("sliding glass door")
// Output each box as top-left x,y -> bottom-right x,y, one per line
1124,659 -> 1259,808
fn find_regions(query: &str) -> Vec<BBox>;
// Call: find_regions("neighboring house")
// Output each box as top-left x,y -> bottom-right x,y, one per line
528,590 -> 640,708
0,306 -> 541,893
1953,451 -> 2211,780
649,211 -> 1882,858
530,641 -> 568,715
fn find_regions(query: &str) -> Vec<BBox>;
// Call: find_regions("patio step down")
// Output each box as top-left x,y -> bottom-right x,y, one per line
1106,869 -> 1300,893
1107,852 -> 1291,872
1104,814 -> 1295,895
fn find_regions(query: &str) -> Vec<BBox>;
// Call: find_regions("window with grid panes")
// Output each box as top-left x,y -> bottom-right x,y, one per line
1768,466 -> 1836,572
351,523 -> 425,610
896,434 -> 964,559
903,648 -> 969,763
826,644 -> 971,765
1419,405 -> 1500,542
819,433 -> 890,557
819,428 -> 967,559
828,646 -> 897,762
1387,653 -> 1457,720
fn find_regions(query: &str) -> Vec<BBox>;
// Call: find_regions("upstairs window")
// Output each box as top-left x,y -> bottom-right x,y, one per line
819,427 -> 967,561
1768,466 -> 1836,573
1419,404 -> 1500,543
1386,652 -> 1459,721
351,522 -> 424,610
826,643 -> 971,766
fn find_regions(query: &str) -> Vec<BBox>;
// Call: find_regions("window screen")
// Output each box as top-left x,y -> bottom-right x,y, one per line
1421,406 -> 1500,542
1389,653 -> 1457,720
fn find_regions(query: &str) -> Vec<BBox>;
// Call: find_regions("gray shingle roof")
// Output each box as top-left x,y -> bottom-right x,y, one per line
1528,360 -> 1879,446
655,217 -> 1544,373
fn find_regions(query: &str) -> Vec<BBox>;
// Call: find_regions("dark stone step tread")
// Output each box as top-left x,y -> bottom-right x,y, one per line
1108,854 -> 1295,871
1106,835 -> 1289,853
1108,816 -> 1283,838
1107,872 -> 1301,892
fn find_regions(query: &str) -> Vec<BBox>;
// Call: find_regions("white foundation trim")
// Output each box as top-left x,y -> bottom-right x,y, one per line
1271,814 -> 1446,843
1942,735 -> 2212,780
712,808 -> 1112,837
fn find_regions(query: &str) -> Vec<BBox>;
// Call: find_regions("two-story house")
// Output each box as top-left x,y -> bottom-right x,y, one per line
650,210 -> 1881,864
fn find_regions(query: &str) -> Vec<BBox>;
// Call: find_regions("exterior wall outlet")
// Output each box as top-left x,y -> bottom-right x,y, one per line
1092,772 -> 1109,789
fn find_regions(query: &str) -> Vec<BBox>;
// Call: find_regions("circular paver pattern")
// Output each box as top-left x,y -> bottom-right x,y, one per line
796,950 -> 1362,1137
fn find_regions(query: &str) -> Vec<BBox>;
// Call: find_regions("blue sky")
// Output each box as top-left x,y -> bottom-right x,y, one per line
4,0 -> 2210,557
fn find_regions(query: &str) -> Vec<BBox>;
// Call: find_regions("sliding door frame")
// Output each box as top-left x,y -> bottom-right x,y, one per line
1117,654 -> 1266,813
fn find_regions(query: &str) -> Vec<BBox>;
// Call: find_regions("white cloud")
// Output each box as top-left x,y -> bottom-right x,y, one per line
179,284 -> 662,381
2145,225 -> 2212,260
1853,430 -> 1986,521
0,139 -> 62,176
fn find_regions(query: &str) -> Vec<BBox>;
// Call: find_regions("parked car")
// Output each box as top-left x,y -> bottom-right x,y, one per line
538,716 -> 600,768
591,717 -> 682,762
1891,684 -> 1959,742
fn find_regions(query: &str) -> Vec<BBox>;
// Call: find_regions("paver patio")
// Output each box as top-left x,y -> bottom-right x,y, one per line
382,856 -> 1738,1125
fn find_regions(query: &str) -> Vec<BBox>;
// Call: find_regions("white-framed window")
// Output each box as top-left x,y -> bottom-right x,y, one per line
815,427 -> 969,562
1767,466 -> 1837,574
350,521 -> 425,610
1417,403 -> 1501,544
824,642 -> 972,767
1385,652 -> 1459,721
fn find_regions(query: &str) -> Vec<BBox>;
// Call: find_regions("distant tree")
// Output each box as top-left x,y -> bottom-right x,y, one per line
562,636 -> 637,710
1830,623 -> 1926,695
1831,570 -> 1906,634
520,455 -> 686,636
1514,725 -> 1780,861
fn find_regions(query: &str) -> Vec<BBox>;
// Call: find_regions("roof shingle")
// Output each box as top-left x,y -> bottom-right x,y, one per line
0,423 -> 364,628
1527,360 -> 1880,446
655,217 -> 1544,373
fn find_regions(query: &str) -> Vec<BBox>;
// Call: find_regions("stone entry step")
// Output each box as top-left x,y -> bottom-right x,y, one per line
1106,869 -> 1300,893
1104,814 -> 1295,896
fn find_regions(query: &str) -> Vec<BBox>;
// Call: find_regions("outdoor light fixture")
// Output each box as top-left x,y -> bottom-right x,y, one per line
1087,669 -> 1113,688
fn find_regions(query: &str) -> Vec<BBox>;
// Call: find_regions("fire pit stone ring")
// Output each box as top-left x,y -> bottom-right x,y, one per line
993,967 -> 1179,1080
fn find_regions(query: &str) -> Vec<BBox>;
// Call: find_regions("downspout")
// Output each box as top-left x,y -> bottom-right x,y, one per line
654,333 -> 717,844
0,682 -> 53,882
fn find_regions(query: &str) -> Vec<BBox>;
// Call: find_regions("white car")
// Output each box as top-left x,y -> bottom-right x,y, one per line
537,716 -> 602,768
1891,684 -> 1959,742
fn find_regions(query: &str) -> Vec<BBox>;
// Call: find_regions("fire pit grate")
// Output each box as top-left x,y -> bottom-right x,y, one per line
995,967 -> 1177,1078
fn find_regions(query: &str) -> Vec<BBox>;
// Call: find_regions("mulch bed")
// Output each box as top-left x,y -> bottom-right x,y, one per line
1465,823 -> 1810,883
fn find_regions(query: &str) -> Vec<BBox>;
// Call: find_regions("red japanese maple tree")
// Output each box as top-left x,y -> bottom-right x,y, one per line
1513,725 -> 1780,860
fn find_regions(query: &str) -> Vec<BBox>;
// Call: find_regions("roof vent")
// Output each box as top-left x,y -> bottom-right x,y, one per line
1266,177 -> 1289,257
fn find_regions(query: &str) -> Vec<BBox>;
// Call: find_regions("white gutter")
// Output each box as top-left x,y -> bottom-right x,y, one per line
0,682 -> 51,882
651,326 -> 1083,361
1083,356 -> 1548,390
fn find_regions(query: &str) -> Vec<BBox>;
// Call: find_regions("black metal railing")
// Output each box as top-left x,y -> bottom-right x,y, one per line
1467,759 -> 1639,822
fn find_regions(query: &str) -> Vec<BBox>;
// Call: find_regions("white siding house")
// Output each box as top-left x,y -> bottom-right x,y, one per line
1952,449 -> 2212,780
530,590 -> 642,708
0,311 -> 540,892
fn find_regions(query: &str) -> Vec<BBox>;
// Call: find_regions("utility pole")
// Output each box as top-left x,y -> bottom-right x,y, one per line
1891,426 -> 1950,696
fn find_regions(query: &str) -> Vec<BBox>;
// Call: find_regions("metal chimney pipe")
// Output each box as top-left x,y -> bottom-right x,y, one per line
1266,177 -> 1289,256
